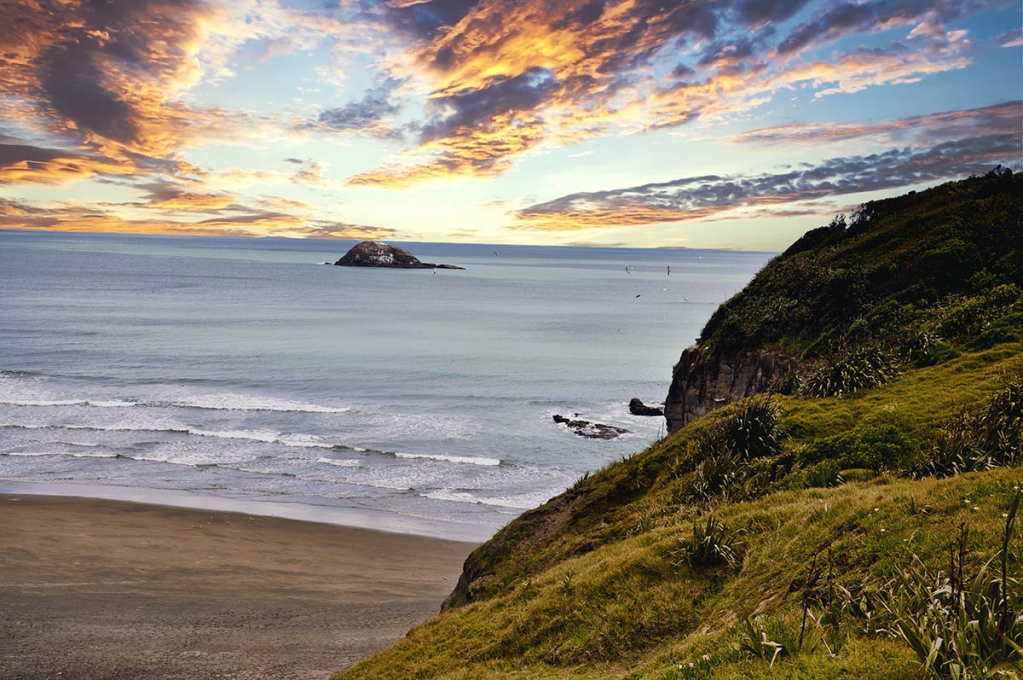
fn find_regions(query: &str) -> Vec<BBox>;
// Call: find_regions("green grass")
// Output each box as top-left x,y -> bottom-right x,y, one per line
336,340 -> 1023,680
339,469 -> 1020,679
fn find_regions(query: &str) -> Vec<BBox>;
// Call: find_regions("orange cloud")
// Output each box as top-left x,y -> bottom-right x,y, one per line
0,197 -> 398,240
0,144 -> 139,184
353,0 -> 982,187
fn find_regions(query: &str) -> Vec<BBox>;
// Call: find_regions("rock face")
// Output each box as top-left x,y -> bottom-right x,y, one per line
334,241 -> 465,269
552,415 -> 630,440
664,344 -> 801,433
628,398 -> 663,417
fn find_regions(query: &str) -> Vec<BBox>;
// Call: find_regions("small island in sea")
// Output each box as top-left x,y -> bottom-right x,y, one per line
334,241 -> 465,270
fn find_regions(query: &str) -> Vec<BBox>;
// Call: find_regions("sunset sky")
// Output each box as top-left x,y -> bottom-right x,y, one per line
1,0 -> 1020,250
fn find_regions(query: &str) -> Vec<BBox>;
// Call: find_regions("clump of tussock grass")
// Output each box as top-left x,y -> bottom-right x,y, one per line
799,345 -> 903,398
923,380 -> 1023,478
723,396 -> 782,460
672,516 -> 744,571
879,491 -> 1022,678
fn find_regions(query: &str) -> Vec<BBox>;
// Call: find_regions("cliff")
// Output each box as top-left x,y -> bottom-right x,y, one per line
664,166 -> 1022,432
336,170 -> 1023,680
664,346 -> 800,431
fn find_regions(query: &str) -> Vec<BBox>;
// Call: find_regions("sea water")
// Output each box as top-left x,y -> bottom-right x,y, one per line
0,231 -> 770,540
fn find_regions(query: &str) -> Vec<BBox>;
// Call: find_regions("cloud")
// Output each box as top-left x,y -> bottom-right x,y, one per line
0,0 -> 1013,245
647,30 -> 973,131
350,0 -> 989,187
0,0 -> 333,179
0,143 -> 138,184
134,180 -> 240,212
0,197 -> 398,240
512,132 -> 1021,231
314,79 -> 404,139
730,102 -> 1022,146
776,0 -> 975,54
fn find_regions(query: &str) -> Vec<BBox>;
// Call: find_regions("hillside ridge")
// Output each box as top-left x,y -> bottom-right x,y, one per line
664,168 -> 1022,431
337,170 -> 1023,679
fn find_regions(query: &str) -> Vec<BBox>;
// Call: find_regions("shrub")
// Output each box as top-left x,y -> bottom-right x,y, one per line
923,381 -> 1023,478
674,398 -> 783,503
738,618 -> 785,667
722,396 -> 781,460
799,346 -> 902,398
802,460 -> 844,489
944,285 -> 1022,339
739,616 -> 824,667
906,331 -> 961,367
689,451 -> 739,502
799,424 -> 920,472
672,517 -> 744,571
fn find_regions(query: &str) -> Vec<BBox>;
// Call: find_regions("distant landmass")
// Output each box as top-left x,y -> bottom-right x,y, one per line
334,241 -> 465,270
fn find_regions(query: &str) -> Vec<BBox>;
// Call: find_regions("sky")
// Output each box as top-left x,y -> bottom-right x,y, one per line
0,0 -> 1020,250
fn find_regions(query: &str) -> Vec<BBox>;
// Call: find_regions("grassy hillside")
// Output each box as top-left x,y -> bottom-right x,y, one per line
336,172 -> 1023,679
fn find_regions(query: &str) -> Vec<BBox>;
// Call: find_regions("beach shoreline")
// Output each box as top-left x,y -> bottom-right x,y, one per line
0,494 -> 476,679
0,480 -> 499,542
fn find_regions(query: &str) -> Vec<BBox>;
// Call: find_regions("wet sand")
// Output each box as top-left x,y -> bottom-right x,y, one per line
0,495 -> 475,679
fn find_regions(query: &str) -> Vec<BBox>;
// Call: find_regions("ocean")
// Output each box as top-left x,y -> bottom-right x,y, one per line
0,230 -> 770,540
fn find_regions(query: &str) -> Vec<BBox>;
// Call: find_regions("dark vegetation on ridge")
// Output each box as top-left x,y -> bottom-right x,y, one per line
337,170 -> 1023,679
664,167 -> 1022,430
700,167 -> 1022,356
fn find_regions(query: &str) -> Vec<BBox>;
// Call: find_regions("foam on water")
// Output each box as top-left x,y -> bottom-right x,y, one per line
1,450 -> 119,459
316,457 -> 362,468
0,399 -> 138,408
421,489 -> 546,510
188,428 -> 280,443
163,393 -> 351,414
394,452 -> 502,466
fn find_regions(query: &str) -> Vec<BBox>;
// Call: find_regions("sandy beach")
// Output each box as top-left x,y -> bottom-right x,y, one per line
0,495 -> 475,680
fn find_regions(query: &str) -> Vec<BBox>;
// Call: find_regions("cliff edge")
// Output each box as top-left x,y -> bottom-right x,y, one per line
664,167 -> 1022,432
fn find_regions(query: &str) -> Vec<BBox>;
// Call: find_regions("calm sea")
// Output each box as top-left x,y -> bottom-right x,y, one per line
0,231 -> 770,540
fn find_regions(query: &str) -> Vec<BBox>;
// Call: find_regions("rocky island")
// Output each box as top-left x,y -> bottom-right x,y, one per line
334,241 -> 465,270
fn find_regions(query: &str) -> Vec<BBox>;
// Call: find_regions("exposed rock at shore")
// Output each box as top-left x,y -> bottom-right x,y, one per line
663,344 -> 801,432
552,414 -> 630,440
628,398 -> 664,417
334,241 -> 465,270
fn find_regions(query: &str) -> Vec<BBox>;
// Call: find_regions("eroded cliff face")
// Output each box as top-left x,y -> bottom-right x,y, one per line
664,344 -> 801,432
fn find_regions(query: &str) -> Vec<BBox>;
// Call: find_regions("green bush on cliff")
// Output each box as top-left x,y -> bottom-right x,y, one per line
797,424 -> 920,472
698,169 -> 1023,359
798,345 -> 902,397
